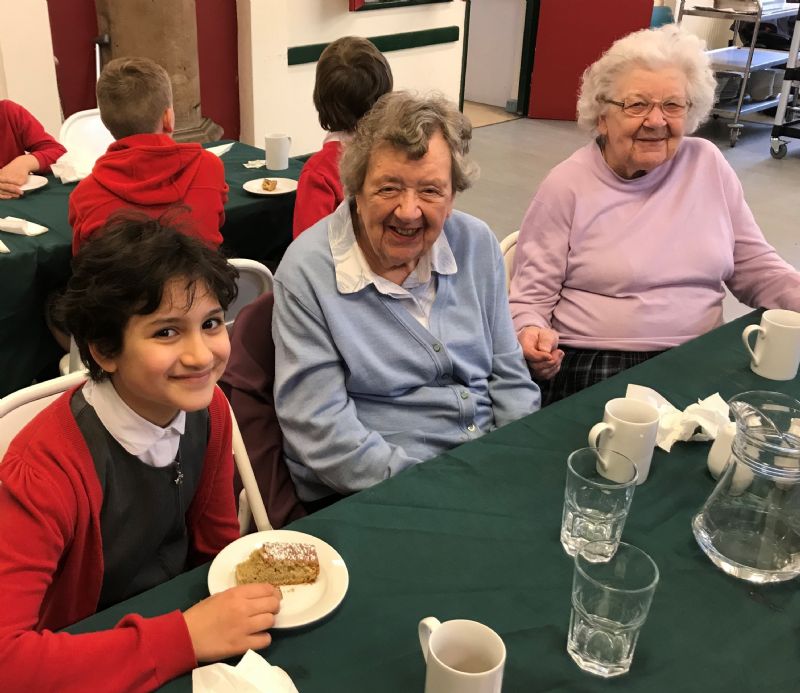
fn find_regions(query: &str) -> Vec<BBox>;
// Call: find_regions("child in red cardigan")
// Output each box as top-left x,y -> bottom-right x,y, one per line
0,216 -> 280,692
292,36 -> 392,238
0,99 -> 65,199
69,57 -> 228,254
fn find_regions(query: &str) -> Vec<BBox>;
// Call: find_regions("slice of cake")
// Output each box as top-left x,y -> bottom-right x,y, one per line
236,541 -> 320,586
261,178 -> 277,191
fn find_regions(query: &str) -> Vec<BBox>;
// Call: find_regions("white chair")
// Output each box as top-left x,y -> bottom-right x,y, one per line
226,259 -> 274,331
230,405 -> 272,533
59,337 -> 84,376
0,371 -> 88,460
499,230 -> 519,293
58,108 -> 114,174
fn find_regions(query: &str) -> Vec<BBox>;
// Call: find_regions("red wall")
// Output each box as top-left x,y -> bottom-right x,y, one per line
47,0 -> 99,116
47,0 -> 240,140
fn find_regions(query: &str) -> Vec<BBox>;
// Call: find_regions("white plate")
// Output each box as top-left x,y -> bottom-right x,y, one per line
208,529 -> 349,629
20,175 -> 48,193
242,177 -> 298,196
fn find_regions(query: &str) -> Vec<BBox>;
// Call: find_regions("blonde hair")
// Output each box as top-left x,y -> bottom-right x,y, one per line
97,57 -> 173,139
576,25 -> 716,134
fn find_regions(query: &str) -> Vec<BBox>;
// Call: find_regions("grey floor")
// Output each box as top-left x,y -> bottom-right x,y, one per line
457,116 -> 800,321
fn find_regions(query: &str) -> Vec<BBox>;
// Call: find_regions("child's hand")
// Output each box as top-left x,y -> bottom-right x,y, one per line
0,154 -> 38,191
183,583 -> 282,662
0,181 -> 23,199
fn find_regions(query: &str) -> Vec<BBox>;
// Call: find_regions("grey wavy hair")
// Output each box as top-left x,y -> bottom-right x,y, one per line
576,24 -> 716,135
339,90 -> 479,197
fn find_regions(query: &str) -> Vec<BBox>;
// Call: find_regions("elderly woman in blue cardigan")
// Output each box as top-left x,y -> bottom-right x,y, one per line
273,91 -> 540,507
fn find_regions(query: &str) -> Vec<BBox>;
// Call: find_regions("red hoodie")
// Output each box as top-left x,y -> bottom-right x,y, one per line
68,133 -> 228,254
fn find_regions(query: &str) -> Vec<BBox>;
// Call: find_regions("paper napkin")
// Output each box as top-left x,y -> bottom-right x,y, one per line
625,384 -> 730,452
51,153 -> 93,183
0,217 -> 48,236
244,160 -> 267,169
207,143 -> 235,157
192,650 -> 299,693
0,240 -> 9,253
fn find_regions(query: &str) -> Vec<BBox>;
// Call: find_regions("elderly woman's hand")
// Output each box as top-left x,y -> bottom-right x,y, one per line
519,326 -> 564,381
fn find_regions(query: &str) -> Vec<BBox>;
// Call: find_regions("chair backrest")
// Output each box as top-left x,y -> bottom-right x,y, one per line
499,230 -> 519,293
226,258 -> 274,331
220,292 -> 306,530
230,405 -> 272,533
0,371 -> 88,460
58,108 -> 114,173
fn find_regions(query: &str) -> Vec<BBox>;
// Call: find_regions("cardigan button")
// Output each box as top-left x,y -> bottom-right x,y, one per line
467,423 -> 477,432
433,343 -> 442,352
460,391 -> 469,400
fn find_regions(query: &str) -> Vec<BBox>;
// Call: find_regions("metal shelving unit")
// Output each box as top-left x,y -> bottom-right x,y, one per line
677,1 -> 799,146
769,3 -> 800,157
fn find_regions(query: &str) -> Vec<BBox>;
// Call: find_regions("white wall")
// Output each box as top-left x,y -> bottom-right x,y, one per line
0,0 -> 61,133
238,0 -> 468,155
464,0 -> 526,108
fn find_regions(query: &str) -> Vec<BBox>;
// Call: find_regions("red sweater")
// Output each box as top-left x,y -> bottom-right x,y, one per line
0,386 -> 239,692
292,140 -> 343,238
69,133 -> 228,254
0,99 -> 66,171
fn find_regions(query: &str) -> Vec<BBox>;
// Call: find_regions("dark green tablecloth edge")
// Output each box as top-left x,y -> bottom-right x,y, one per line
67,311 -> 800,693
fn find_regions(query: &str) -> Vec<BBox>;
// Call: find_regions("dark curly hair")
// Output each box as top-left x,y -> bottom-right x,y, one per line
314,36 -> 393,133
55,213 -> 238,381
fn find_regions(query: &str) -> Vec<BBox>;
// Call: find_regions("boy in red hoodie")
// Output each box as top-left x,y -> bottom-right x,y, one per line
0,216 -> 281,692
68,57 -> 228,254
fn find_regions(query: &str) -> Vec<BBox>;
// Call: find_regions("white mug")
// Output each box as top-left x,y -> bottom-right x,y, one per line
418,617 -> 505,693
588,398 -> 659,484
264,133 -> 292,170
742,309 -> 800,381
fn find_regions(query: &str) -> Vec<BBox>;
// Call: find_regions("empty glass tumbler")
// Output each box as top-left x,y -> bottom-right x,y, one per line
567,541 -> 659,678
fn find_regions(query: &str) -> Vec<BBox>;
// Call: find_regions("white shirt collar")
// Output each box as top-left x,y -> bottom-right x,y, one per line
328,200 -> 457,295
323,131 -> 352,145
82,378 -> 186,468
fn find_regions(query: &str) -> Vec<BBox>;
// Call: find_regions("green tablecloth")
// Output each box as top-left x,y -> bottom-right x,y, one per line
0,141 -> 303,397
68,311 -> 800,693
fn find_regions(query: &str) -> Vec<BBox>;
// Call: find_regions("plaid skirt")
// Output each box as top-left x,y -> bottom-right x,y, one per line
537,346 -> 666,406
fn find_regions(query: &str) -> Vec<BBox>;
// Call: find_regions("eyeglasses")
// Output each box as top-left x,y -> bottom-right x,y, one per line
602,98 -> 691,118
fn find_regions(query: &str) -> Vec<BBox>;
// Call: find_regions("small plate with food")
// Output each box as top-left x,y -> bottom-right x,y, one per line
208,529 -> 349,628
242,177 -> 298,196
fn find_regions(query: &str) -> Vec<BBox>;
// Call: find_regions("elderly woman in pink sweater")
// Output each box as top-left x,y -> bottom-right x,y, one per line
510,25 -> 800,405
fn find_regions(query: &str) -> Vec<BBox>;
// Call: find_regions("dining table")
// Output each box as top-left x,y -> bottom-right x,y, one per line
67,310 -> 800,693
0,141 -> 305,397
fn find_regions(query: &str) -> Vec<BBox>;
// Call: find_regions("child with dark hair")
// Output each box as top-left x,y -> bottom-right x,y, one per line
68,57 -> 228,254
0,99 -> 66,199
292,36 -> 392,238
0,215 -> 280,691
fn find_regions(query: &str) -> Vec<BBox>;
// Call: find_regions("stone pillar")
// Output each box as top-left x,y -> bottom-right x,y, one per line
95,0 -> 222,142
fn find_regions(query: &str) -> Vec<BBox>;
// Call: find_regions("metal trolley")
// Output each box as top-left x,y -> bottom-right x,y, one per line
769,3 -> 800,157
678,0 -> 798,147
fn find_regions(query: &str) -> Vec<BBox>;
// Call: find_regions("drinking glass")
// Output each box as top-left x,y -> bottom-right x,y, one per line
567,541 -> 659,677
560,447 -> 638,558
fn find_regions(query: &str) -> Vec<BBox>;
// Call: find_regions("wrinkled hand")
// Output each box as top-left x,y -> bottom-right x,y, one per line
519,326 -> 564,381
183,583 -> 282,662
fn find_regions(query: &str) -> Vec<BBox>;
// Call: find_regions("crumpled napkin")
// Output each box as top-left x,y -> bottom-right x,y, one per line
244,159 -> 266,169
51,152 -> 93,183
0,239 -> 9,253
192,650 -> 299,693
207,142 -> 235,157
0,216 -> 48,236
625,384 -> 730,452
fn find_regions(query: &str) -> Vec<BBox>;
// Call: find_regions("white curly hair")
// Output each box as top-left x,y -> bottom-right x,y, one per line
576,24 -> 716,134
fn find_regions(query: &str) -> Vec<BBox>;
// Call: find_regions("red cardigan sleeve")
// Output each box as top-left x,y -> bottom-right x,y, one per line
0,449 -> 196,692
4,100 -> 66,171
292,156 -> 342,238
